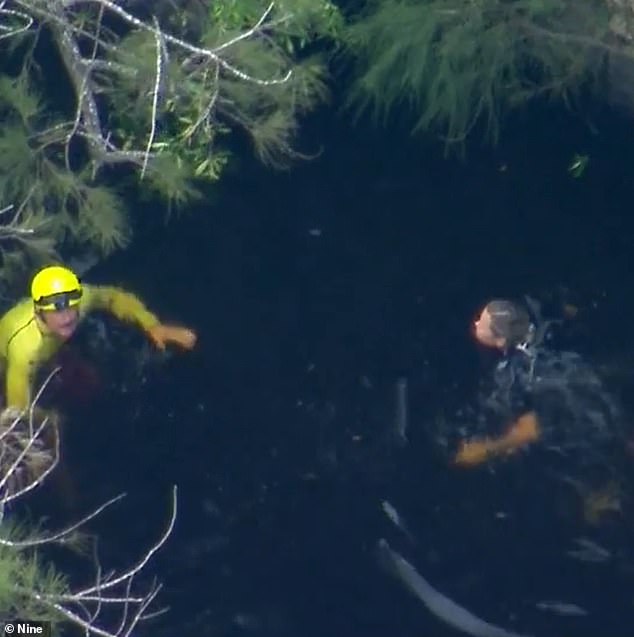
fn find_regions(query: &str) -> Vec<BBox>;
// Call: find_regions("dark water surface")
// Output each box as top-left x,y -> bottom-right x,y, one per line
39,104 -> 634,636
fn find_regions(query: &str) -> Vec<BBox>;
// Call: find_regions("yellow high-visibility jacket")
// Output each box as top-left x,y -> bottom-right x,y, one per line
0,285 -> 160,410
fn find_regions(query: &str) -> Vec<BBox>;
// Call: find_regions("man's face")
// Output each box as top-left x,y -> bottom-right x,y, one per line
41,308 -> 80,340
473,307 -> 506,350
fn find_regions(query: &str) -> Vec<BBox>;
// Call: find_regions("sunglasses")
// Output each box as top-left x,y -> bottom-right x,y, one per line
35,289 -> 83,311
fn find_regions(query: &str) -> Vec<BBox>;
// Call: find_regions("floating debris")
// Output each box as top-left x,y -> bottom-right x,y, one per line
381,500 -> 416,545
377,539 -> 531,637
392,377 -> 409,446
536,600 -> 587,616
565,537 -> 611,563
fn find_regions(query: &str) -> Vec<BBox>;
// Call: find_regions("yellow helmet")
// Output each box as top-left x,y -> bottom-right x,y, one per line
31,265 -> 83,311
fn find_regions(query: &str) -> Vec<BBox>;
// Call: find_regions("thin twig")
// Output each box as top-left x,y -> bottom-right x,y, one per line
75,485 -> 178,596
140,16 -> 163,179
69,0 -> 293,85
0,7 -> 33,40
65,1 -> 106,170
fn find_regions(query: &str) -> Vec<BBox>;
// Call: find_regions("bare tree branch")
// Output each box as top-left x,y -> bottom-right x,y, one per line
0,3 -> 33,40
18,486 -> 178,637
0,368 -> 61,509
140,15 -> 163,179
5,0 -> 295,177
0,371 -> 178,636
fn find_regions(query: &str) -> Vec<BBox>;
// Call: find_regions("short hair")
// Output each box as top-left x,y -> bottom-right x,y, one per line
485,299 -> 532,348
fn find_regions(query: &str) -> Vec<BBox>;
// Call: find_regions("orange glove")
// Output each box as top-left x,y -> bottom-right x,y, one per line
453,412 -> 541,468
453,439 -> 493,467
147,324 -> 197,351
506,411 -> 540,445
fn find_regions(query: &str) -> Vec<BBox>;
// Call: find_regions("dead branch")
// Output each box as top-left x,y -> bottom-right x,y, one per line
8,0 -> 294,175
0,369 -> 178,636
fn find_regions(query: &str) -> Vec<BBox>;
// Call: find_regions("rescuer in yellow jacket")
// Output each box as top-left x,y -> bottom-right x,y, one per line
0,264 -> 197,411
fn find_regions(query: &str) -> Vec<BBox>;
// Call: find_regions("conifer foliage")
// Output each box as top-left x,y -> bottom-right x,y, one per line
342,0 -> 632,145
0,0 -> 343,281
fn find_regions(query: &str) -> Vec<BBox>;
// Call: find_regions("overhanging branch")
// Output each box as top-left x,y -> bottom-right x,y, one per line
8,0 -> 295,175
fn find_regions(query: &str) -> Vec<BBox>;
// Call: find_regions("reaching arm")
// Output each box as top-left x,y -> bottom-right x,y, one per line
83,285 -> 160,331
453,411 -> 541,468
83,285 -> 197,350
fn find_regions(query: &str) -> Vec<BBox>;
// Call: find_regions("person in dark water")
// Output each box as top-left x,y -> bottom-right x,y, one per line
0,264 -> 197,412
0,264 -> 197,510
454,299 -> 541,466
453,298 -> 626,500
